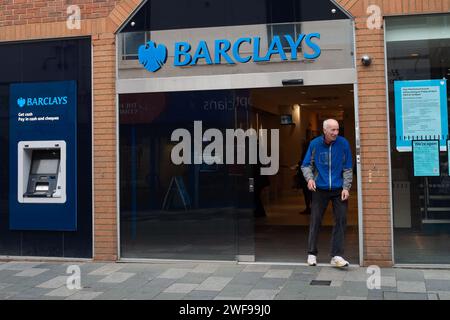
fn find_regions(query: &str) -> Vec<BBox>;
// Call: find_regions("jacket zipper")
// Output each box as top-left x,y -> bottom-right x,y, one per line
329,144 -> 332,190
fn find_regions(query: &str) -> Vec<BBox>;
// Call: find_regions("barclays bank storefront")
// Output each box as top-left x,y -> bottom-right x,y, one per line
116,0 -> 361,264
1,0 -> 450,267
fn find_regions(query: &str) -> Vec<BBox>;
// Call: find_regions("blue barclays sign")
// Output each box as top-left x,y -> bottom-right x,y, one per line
138,33 -> 321,73
17,96 -> 69,108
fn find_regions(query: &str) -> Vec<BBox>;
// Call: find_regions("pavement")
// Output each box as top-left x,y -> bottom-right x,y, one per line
0,260 -> 449,300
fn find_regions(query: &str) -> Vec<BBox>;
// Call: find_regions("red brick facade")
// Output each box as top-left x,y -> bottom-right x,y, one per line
0,0 -> 120,26
1,0 -> 449,265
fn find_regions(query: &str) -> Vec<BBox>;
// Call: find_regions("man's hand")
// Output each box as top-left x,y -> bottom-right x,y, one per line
341,189 -> 350,201
307,180 -> 316,192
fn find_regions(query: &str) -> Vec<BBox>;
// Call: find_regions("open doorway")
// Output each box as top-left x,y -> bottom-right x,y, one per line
118,85 -> 358,263
249,84 -> 359,264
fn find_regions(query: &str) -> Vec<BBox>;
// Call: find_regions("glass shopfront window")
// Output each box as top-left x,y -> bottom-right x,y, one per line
386,14 -> 450,264
119,90 -> 256,260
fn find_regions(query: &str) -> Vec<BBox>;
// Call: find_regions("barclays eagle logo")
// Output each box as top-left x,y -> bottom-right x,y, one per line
138,41 -> 168,72
17,97 -> 26,108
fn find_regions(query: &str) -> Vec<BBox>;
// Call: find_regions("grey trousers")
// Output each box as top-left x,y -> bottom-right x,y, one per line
307,188 -> 348,257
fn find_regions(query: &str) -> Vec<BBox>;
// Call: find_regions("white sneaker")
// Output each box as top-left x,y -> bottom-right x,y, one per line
330,256 -> 349,268
307,254 -> 317,266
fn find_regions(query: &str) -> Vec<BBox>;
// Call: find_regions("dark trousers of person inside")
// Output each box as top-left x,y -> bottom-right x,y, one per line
307,188 -> 348,257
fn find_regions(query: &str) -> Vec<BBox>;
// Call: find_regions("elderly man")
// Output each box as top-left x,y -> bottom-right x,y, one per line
301,119 -> 353,268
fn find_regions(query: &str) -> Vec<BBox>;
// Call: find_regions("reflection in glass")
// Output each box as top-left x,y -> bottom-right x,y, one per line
119,90 -> 255,260
122,32 -> 148,60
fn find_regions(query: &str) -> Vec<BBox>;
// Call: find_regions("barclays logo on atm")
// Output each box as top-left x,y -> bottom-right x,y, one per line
16,96 -> 69,108
17,97 -> 26,108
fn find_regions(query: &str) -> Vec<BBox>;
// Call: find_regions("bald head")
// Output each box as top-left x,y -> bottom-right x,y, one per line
323,119 -> 339,144
323,119 -> 339,130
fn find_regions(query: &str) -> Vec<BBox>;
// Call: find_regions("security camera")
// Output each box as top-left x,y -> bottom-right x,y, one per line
361,55 -> 372,66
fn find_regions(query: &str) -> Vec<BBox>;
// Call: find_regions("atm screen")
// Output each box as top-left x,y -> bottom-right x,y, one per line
32,159 -> 59,174
30,150 -> 60,174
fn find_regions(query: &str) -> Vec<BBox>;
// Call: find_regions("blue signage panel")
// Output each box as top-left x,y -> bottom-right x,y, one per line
9,81 -> 77,231
412,140 -> 440,177
394,79 -> 448,152
138,34 -> 322,73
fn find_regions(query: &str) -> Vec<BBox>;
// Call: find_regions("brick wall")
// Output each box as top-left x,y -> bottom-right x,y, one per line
337,0 -> 450,266
0,0 -> 120,27
92,32 -> 118,261
90,0 -> 141,262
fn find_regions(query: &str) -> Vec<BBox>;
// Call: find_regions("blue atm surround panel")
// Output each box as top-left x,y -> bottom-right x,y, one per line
9,80 -> 77,231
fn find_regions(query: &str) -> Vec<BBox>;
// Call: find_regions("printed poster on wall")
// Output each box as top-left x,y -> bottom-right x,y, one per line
394,79 -> 448,152
413,140 -> 440,177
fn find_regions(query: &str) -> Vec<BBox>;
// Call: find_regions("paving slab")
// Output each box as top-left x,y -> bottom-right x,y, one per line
423,270 -> 450,280
263,269 -> 293,279
14,268 -> 49,277
245,289 -> 279,300
384,292 -> 428,300
163,283 -> 198,294
397,281 -> 427,293
425,280 -> 450,292
190,264 -> 221,274
99,272 -> 135,283
242,265 -> 271,273
89,264 -> 124,276
157,268 -> 192,279
228,272 -> 264,285
253,278 -> 287,290
65,291 -> 103,300
36,276 -> 68,289
395,269 -> 424,282
183,290 -> 219,300
196,276 -> 233,291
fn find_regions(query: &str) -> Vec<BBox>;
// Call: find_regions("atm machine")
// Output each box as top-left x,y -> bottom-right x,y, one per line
18,141 -> 66,204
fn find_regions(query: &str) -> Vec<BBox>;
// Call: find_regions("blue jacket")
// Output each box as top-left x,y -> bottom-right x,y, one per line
301,135 -> 353,191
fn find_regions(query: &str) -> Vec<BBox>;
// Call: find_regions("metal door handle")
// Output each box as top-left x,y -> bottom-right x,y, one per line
249,178 -> 254,193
